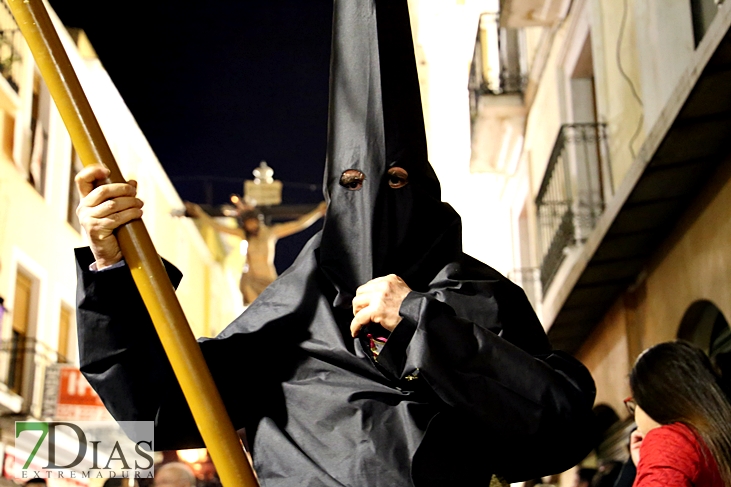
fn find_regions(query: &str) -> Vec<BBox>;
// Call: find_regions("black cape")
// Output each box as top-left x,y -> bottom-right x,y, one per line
76,0 -> 596,485
76,240 -> 595,486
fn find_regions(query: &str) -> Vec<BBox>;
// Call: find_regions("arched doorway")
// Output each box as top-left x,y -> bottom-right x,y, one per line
677,300 -> 731,374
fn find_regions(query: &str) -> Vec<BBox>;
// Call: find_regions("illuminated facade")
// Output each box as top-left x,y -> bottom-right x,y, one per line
463,0 -> 731,483
0,2 -> 240,479
407,0 -> 731,483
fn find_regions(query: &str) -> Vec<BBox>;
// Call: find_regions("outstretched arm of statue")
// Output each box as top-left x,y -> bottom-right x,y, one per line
184,202 -> 245,238
270,201 -> 327,239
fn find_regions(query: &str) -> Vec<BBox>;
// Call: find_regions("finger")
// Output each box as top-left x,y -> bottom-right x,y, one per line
364,275 -> 394,286
83,183 -> 138,208
89,197 -> 144,219
359,274 -> 404,293
128,180 -> 138,189
355,277 -> 388,296
351,294 -> 370,316
354,283 -> 370,296
75,164 -> 111,198
350,306 -> 375,337
83,207 -> 142,240
370,274 -> 400,283
95,207 -> 144,232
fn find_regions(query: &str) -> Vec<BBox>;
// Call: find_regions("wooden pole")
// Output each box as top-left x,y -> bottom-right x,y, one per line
7,2 -> 259,486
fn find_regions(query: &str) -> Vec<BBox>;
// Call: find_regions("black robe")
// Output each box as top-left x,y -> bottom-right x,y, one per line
76,235 -> 595,486
76,1 -> 595,484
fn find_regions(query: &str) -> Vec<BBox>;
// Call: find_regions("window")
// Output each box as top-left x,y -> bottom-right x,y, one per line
28,72 -> 50,196
1,111 -> 14,160
567,34 -> 598,125
677,300 -> 731,381
58,305 -> 72,363
567,35 -> 607,242
0,6 -> 23,92
67,147 -> 83,232
536,25 -> 612,292
690,0 -> 719,47
9,270 -> 33,394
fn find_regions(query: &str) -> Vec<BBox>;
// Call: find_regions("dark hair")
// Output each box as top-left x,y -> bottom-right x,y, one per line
630,340 -> 731,485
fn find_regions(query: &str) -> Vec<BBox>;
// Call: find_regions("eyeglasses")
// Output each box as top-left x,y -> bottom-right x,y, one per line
624,396 -> 636,416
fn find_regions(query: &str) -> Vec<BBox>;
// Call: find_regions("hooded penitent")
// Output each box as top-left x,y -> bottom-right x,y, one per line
76,0 -> 598,485
319,0 -> 461,306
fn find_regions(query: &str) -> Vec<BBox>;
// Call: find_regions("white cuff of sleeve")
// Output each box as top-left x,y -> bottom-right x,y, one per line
89,260 -> 127,272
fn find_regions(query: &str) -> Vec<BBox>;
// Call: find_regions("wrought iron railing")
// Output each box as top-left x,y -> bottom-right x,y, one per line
0,1 -> 23,92
469,12 -> 527,118
0,335 -> 66,413
536,123 -> 610,293
507,267 -> 541,310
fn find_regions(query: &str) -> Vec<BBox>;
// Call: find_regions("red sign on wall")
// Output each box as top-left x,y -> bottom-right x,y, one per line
58,367 -> 105,407
43,364 -> 111,421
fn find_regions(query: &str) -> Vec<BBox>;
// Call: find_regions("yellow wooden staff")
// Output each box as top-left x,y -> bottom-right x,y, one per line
6,1 -> 259,486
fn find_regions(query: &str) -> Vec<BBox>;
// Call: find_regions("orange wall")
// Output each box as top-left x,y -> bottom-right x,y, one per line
578,159 -> 731,412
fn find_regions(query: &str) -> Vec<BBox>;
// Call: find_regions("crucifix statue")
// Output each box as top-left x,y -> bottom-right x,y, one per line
184,162 -> 326,305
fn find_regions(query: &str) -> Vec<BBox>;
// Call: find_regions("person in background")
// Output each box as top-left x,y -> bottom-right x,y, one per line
577,468 -> 597,487
104,479 -> 143,487
590,460 -> 622,487
627,340 -> 731,486
611,429 -> 637,487
0,296 -> 7,329
152,462 -> 197,487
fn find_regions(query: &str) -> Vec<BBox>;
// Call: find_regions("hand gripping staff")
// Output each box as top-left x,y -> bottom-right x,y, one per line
6,1 -> 259,486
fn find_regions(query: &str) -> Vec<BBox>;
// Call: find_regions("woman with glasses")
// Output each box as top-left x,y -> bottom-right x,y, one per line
626,340 -> 731,486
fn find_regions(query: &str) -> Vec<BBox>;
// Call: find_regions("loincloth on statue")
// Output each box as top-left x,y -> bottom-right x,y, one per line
239,272 -> 275,302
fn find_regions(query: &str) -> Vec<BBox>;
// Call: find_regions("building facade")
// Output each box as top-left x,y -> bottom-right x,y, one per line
466,0 -> 731,482
0,2 -> 241,482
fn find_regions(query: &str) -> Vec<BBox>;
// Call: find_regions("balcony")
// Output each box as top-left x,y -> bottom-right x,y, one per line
0,2 -> 23,93
545,11 -> 731,354
469,12 -> 527,174
535,123 -> 610,293
468,13 -> 527,101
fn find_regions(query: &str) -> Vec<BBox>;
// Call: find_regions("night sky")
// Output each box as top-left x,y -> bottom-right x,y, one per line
48,0 -> 334,270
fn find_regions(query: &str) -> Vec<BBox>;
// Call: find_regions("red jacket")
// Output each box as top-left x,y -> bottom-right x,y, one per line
634,422 -> 723,487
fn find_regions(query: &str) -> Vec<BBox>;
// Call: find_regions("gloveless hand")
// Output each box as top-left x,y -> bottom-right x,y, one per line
75,164 -> 144,269
351,274 -> 412,337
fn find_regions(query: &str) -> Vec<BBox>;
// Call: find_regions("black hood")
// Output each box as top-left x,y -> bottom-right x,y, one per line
319,0 -> 462,307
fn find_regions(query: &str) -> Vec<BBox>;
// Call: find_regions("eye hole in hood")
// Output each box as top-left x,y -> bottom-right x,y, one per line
387,167 -> 408,189
339,169 -> 366,191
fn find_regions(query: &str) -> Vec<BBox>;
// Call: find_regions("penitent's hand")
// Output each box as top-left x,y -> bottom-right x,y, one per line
351,275 -> 412,337
75,164 -> 144,269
